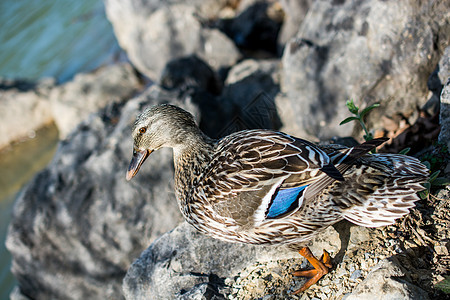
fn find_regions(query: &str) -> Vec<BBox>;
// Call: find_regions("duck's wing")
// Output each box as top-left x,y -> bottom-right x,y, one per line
198,130 -> 341,226
302,137 -> 389,201
314,139 -> 428,227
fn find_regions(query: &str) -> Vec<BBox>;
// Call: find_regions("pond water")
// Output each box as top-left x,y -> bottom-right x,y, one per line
0,0 -> 120,83
0,124 -> 59,299
0,0 -> 121,297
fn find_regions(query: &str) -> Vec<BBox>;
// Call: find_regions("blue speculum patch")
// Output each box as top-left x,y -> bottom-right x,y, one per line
266,185 -> 307,218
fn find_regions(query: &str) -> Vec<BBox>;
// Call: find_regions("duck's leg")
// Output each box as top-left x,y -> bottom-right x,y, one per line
291,247 -> 332,294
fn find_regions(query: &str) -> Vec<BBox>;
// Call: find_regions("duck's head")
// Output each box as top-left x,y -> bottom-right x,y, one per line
126,104 -> 198,181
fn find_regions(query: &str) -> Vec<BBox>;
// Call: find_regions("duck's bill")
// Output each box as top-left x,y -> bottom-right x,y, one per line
126,149 -> 151,181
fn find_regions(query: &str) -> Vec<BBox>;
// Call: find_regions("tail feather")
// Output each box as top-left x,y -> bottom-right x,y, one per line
342,154 -> 428,227
331,138 -> 389,175
333,137 -> 389,165
343,178 -> 424,227
304,138 -> 389,201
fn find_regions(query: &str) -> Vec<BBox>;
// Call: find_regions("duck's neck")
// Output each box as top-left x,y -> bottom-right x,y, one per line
172,131 -> 215,204
173,131 -> 214,167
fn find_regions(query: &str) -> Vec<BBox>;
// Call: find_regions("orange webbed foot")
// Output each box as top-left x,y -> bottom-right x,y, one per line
291,247 -> 332,294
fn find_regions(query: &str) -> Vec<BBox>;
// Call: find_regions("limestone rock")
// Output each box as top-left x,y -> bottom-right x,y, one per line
345,258 -> 429,300
0,77 -> 55,149
159,58 -> 283,139
439,79 -> 450,149
6,86 -> 194,300
277,0 -> 312,52
437,46 -> 450,85
104,0 -> 240,79
50,63 -> 142,139
218,59 -> 282,137
281,0 -> 448,139
218,0 -> 284,56
0,63 -> 143,149
123,222 -> 341,300
438,47 -> 450,149
159,55 -> 223,95
6,1 -> 449,299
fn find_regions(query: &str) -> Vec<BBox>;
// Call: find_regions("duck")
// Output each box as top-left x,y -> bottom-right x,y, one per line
126,103 -> 429,294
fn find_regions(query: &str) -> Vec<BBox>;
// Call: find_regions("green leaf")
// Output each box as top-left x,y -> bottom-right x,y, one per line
339,116 -> 359,125
418,190 -> 429,200
422,161 -> 431,170
346,99 -> 359,115
359,103 -> 380,118
431,177 -> 450,186
363,133 -> 374,141
429,170 -> 441,183
436,276 -> 450,294
399,147 -> 411,155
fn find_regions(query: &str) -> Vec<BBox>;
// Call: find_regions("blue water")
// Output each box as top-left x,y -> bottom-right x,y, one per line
0,0 -> 122,298
0,0 -> 121,82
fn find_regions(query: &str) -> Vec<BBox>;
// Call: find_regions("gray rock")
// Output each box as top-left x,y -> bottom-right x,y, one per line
437,46 -> 450,85
348,226 -> 372,249
168,58 -> 283,140
6,1 -> 449,299
50,63 -> 142,139
438,47 -> 450,149
277,0 -> 312,52
281,0 -> 448,139
217,0 -> 284,56
104,0 -> 240,79
439,79 -> 450,149
424,46 -> 449,117
0,77 -> 55,149
123,222 -> 341,300
6,86 -> 197,299
218,59 -> 282,137
9,286 -> 30,300
345,258 -> 429,300
160,55 -> 223,95
0,63 -> 142,149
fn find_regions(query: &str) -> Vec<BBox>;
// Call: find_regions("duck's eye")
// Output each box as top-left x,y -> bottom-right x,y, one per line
139,127 -> 146,134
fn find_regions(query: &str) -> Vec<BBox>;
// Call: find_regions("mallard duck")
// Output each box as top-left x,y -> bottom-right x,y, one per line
126,104 -> 428,294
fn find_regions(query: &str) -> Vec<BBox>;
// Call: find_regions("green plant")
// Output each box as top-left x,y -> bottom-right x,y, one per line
418,169 -> 444,199
340,99 -> 380,141
339,100 -> 449,197
418,167 -> 450,200
420,142 -> 449,173
418,143 -> 450,199
398,147 -> 411,155
436,276 -> 450,294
